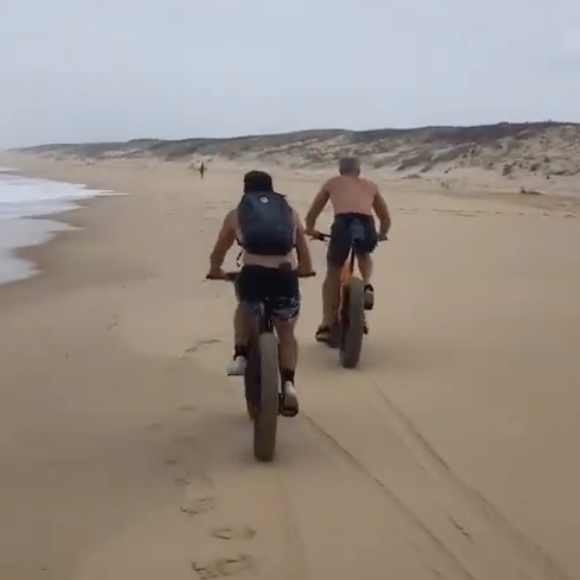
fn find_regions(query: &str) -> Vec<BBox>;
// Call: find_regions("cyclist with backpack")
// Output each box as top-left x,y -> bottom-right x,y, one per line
206,170 -> 315,416
305,156 -> 391,342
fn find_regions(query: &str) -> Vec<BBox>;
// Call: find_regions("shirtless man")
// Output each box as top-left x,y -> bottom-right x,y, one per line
206,170 -> 315,416
305,156 -> 391,341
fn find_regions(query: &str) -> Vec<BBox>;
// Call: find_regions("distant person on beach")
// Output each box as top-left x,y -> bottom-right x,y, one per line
305,156 -> 391,342
199,162 -> 206,179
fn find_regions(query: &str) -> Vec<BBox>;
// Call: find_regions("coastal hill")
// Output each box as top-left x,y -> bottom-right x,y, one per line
13,121 -> 580,180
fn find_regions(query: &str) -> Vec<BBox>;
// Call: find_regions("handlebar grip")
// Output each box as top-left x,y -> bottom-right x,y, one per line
206,272 -> 238,282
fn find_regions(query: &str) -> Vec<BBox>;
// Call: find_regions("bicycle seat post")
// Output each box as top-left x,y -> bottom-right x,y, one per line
255,300 -> 274,335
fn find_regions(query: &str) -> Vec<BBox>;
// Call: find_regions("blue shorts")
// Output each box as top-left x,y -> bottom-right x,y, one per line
327,213 -> 378,268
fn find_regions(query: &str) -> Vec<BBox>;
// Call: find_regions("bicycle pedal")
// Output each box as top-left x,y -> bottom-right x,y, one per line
364,295 -> 374,311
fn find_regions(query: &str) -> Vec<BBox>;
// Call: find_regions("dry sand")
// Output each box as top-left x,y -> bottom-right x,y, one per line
1,154 -> 580,580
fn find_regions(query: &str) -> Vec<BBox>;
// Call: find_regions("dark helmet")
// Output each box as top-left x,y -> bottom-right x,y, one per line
243,170 -> 273,193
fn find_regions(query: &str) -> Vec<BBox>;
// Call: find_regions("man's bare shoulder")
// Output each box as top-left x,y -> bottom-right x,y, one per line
360,176 -> 378,187
360,177 -> 379,193
224,208 -> 237,227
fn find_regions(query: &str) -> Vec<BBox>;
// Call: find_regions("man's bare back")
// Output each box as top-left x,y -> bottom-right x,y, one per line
320,175 -> 379,216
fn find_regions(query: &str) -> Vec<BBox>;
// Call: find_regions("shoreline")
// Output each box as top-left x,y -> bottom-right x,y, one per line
0,187 -> 134,313
0,161 -> 127,291
1,197 -> 99,294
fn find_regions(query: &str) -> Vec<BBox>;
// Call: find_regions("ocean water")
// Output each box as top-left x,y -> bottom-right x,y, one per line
0,167 -> 119,285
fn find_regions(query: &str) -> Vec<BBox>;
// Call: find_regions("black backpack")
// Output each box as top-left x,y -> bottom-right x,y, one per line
237,191 -> 295,256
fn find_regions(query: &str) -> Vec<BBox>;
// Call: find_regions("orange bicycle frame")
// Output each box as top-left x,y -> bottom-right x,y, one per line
336,248 -> 357,322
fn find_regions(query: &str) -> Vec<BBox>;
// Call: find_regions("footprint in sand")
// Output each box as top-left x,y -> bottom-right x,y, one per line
175,470 -> 214,486
181,497 -> 216,515
210,525 -> 256,541
191,554 -> 254,579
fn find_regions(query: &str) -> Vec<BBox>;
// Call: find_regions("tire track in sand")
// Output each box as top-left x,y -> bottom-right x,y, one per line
300,369 -> 572,580
300,414 -> 475,580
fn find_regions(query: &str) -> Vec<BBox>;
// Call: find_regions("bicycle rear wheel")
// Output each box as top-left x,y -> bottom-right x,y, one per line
339,276 -> 366,369
253,332 -> 280,462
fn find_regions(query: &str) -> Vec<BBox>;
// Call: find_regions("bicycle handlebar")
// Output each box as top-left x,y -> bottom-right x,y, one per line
206,271 -> 239,283
206,270 -> 316,282
310,232 -> 332,242
309,232 -> 388,242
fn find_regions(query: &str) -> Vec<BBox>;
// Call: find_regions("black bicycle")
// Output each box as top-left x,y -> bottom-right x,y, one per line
207,269 -> 314,462
312,232 -> 386,369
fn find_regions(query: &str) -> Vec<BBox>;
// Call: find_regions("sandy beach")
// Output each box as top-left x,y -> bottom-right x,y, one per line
1,153 -> 580,580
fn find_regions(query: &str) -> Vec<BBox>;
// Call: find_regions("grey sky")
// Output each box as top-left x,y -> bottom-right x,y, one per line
1,0 -> 579,147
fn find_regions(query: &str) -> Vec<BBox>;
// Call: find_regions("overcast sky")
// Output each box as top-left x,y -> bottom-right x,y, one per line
1,0 -> 579,148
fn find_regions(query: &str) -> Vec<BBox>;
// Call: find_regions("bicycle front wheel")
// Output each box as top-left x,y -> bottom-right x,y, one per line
253,332 -> 280,462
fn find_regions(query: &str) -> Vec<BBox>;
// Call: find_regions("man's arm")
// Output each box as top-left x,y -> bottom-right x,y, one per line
294,212 -> 315,274
208,211 -> 236,274
372,189 -> 391,237
304,182 -> 330,234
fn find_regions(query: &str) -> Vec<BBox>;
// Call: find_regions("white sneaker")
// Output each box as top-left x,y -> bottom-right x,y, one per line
281,381 -> 299,416
227,356 -> 247,376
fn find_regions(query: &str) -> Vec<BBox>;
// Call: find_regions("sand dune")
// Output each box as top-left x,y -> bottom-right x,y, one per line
12,121 -> 580,197
0,150 -> 580,580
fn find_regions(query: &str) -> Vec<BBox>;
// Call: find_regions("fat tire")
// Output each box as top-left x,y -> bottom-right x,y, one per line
253,332 -> 280,462
243,338 -> 260,420
339,277 -> 365,369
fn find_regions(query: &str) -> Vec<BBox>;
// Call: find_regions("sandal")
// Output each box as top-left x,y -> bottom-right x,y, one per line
315,325 -> 331,342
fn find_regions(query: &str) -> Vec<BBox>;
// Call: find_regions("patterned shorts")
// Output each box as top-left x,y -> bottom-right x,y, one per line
235,264 -> 300,320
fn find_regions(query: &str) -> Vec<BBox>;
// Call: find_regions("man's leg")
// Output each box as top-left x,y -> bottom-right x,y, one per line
275,317 -> 299,415
355,216 -> 378,310
227,268 -> 255,376
357,254 -> 373,285
227,301 -> 251,375
273,276 -> 300,416
354,254 -> 372,334
357,253 -> 374,310
316,217 -> 348,340
320,266 -> 341,328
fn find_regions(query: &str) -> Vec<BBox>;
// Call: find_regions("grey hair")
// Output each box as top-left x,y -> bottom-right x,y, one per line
338,156 -> 361,176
